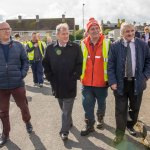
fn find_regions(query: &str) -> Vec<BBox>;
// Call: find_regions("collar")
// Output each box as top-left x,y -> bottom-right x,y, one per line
123,38 -> 135,43
53,41 -> 73,47
122,38 -> 135,47
58,42 -> 67,47
0,38 -> 11,45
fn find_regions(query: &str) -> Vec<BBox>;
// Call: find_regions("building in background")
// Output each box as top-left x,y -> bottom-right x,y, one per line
7,15 -> 76,41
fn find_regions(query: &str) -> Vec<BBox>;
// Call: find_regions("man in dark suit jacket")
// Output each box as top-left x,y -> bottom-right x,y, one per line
42,23 -> 83,141
108,22 -> 150,144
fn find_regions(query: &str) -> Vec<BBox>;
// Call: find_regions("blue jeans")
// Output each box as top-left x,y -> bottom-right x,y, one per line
31,60 -> 44,84
82,86 -> 108,123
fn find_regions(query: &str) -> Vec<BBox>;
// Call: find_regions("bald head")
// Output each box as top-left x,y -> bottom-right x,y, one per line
0,22 -> 11,43
0,22 -> 10,29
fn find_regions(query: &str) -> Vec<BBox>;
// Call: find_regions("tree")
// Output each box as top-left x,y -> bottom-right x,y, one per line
69,29 -> 84,41
103,29 -> 111,35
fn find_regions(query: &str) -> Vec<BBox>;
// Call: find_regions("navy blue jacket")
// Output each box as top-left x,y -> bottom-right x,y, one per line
0,40 -> 29,89
108,38 -> 150,95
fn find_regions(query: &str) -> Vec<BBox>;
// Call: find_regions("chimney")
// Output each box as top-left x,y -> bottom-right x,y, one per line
18,15 -> 22,23
62,14 -> 65,23
36,15 -> 39,22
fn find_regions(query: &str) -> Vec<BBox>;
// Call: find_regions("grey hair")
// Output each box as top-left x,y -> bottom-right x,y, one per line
120,22 -> 135,37
56,23 -> 69,34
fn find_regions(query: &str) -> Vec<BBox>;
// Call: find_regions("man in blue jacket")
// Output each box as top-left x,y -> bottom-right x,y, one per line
108,22 -> 150,144
0,22 -> 33,146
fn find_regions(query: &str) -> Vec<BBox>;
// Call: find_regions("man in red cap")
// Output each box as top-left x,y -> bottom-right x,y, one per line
80,17 -> 110,136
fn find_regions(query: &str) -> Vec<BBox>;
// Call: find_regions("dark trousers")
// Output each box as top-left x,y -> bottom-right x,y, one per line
0,87 -> 31,137
114,79 -> 143,136
58,98 -> 74,134
31,60 -> 44,84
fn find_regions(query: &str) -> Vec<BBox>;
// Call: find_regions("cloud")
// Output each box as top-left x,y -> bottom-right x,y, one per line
1,0 -> 150,27
84,0 -> 150,24
0,10 -> 7,22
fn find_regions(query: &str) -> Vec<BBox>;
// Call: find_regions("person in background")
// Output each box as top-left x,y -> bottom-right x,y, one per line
36,32 -> 47,49
108,22 -> 150,144
46,36 -> 53,46
134,27 -> 141,38
42,23 -> 83,141
14,33 -> 21,42
26,32 -> 45,87
141,26 -> 150,47
0,22 -> 33,147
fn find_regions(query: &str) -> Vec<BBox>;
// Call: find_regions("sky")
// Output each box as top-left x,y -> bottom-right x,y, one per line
0,0 -> 150,28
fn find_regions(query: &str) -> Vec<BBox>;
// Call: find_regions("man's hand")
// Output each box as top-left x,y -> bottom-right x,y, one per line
111,84 -> 117,90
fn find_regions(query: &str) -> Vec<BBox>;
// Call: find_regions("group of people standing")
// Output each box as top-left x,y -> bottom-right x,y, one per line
0,17 -> 150,147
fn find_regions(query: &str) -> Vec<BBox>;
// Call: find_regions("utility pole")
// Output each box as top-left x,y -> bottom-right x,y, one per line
82,3 -> 85,30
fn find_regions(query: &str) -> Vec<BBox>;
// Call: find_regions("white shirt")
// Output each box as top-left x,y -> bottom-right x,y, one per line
123,38 -> 136,77
145,33 -> 149,43
58,42 -> 67,47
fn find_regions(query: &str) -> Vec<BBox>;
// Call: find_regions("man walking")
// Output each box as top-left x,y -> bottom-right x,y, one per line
42,23 -> 83,140
80,18 -> 110,136
108,22 -> 150,144
0,22 -> 33,146
26,32 -> 45,87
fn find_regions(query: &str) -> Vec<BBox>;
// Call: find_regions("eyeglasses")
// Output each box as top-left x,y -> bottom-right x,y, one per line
0,28 -> 12,32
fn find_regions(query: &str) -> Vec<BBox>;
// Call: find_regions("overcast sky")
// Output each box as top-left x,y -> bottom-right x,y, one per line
0,0 -> 150,28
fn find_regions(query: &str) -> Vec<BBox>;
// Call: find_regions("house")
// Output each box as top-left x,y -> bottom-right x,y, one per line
6,15 -> 75,41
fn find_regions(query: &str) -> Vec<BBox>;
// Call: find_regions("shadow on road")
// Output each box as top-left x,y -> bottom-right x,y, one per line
65,126 -> 104,150
29,131 -> 47,150
114,135 -> 149,150
67,125 -> 148,150
25,85 -> 53,96
3,139 -> 21,150
104,123 -> 116,135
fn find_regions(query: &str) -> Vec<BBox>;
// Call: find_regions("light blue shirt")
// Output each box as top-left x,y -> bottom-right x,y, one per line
123,38 -> 136,77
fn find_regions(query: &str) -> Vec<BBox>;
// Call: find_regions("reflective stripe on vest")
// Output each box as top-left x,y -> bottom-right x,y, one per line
102,39 -> 110,81
81,39 -> 110,81
80,41 -> 88,80
27,41 -> 44,61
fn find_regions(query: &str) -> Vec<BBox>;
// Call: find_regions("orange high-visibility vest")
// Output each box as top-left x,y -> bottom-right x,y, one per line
80,35 -> 110,87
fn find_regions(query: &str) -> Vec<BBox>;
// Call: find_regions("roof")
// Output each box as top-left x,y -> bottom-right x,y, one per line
6,18 -> 75,31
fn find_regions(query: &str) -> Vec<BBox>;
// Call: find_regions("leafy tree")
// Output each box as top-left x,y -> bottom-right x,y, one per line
103,29 -> 111,35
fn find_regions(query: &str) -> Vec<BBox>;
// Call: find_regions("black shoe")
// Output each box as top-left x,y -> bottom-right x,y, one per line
26,122 -> 33,134
96,118 -> 104,129
0,134 -> 9,147
39,83 -> 43,88
81,125 -> 95,136
70,123 -> 73,128
113,136 -> 123,145
127,127 -> 136,136
60,133 -> 68,141
96,114 -> 104,129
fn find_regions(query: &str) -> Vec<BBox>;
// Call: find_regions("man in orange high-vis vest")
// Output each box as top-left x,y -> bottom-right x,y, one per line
80,18 -> 110,136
